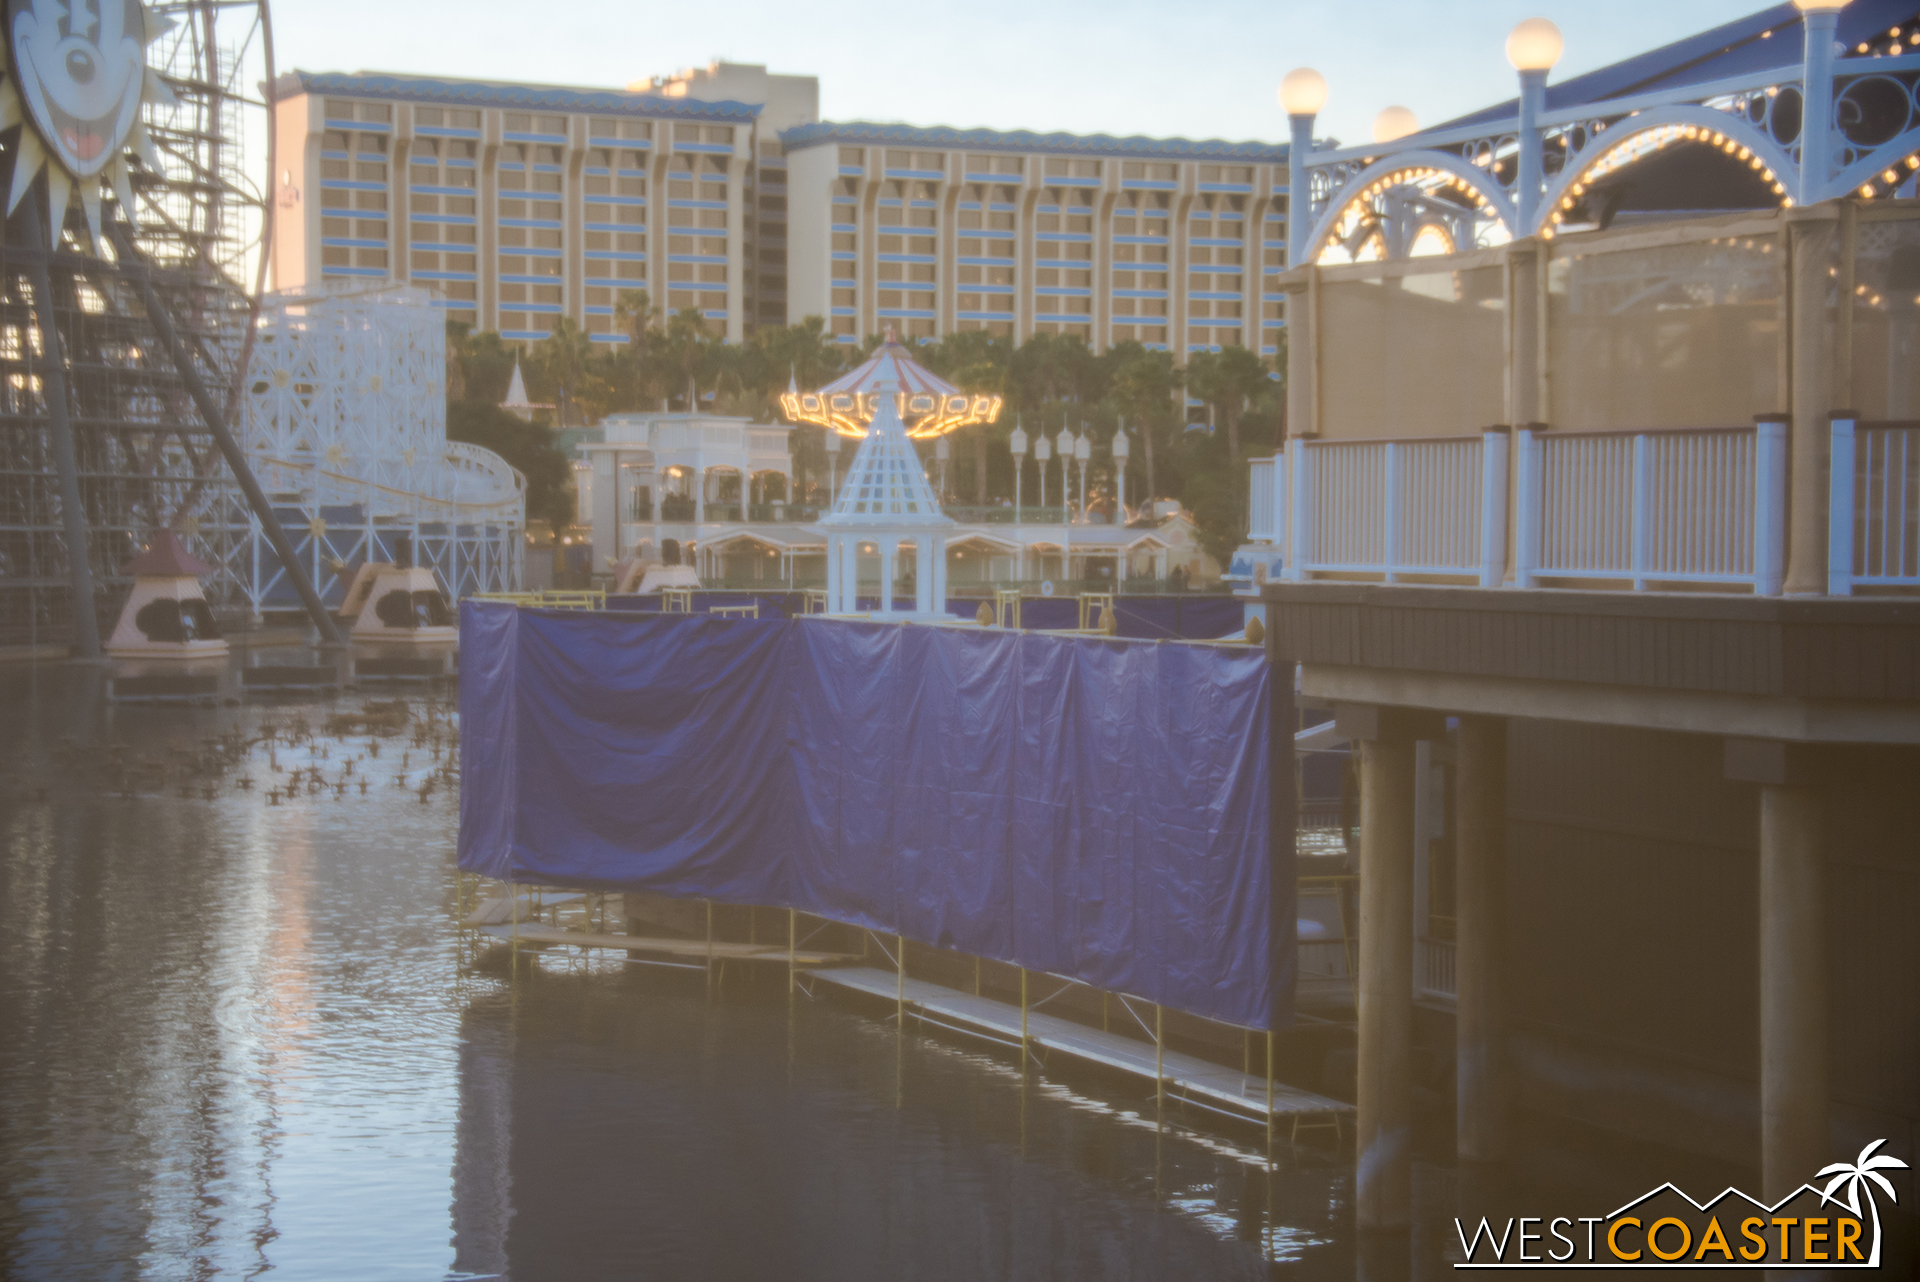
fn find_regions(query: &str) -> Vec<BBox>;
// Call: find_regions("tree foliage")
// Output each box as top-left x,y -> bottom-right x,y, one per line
443,314 -> 1280,558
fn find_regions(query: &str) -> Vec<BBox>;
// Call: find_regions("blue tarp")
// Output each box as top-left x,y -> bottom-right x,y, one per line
458,604 -> 1287,1029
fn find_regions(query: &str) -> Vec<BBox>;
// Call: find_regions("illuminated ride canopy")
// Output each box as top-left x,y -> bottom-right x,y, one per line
779,330 -> 1002,440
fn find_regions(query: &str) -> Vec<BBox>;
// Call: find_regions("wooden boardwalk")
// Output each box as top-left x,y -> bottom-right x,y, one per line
802,966 -> 1351,1136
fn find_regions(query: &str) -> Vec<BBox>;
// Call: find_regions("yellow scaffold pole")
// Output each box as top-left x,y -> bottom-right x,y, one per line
1020,968 -> 1030,1065
705,900 -> 714,993
1155,1004 -> 1165,1107
896,933 -> 906,1025
1266,1028 -> 1276,1151
788,907 -> 797,995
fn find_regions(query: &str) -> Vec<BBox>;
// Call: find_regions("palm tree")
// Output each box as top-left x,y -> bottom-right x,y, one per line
1818,1139 -> 1909,1266
1186,344 -> 1269,461
1108,345 -> 1182,504
657,307 -> 716,410
532,317 -> 595,429
613,288 -> 660,408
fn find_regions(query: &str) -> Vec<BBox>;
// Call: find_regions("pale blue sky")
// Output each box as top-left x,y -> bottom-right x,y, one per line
273,0 -> 1769,148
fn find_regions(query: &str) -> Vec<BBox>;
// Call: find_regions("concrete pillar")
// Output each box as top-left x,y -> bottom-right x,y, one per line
1785,207 -> 1840,595
1337,703 -> 1436,1231
1760,781 -> 1828,1199
1725,738 -> 1831,1200
1454,715 -> 1509,1164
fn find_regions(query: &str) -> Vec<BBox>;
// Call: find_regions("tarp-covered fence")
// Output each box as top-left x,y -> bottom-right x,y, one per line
458,603 -> 1289,1029
604,592 -> 1246,641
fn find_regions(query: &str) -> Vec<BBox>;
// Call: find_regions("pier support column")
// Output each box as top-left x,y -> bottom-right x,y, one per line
1726,739 -> 1830,1199
1336,703 -> 1440,1231
1454,715 -> 1509,1164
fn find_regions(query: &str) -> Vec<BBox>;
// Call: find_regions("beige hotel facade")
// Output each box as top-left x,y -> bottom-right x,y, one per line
272,63 -> 1293,359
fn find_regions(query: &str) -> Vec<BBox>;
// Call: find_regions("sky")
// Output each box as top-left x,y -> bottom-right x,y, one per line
272,0 -> 1773,149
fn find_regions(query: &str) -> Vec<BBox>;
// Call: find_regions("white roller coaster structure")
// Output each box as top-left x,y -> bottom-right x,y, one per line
237,281 -> 525,615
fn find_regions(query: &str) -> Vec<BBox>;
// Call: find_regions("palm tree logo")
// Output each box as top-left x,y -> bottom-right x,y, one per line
1817,1139 -> 1910,1267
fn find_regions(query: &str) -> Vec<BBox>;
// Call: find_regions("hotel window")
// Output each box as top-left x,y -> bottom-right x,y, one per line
1263,300 -> 1285,320
589,117 -> 652,142
1121,161 -> 1177,182
1043,158 -> 1102,179
327,99 -> 391,125
965,153 -> 1023,176
1197,165 -> 1254,184
832,288 -> 856,306
839,146 -> 865,167
885,150 -> 944,171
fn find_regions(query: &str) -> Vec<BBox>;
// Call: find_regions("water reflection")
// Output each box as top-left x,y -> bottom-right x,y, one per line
2,666 -> 1397,1280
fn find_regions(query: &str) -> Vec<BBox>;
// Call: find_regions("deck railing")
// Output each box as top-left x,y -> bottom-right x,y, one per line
1248,457 -> 1279,542
1516,423 -> 1786,592
1830,418 -> 1920,594
1250,421 -> 1800,594
1278,432 -> 1508,585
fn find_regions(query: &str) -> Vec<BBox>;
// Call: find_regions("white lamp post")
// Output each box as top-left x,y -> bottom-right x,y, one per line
1506,17 -> 1564,234
1111,422 -> 1130,517
1279,67 -> 1327,267
1009,421 -> 1028,524
1055,428 -> 1075,521
1034,429 -> 1052,512
1795,0 -> 1849,205
824,426 -> 842,507
1074,431 -> 1091,523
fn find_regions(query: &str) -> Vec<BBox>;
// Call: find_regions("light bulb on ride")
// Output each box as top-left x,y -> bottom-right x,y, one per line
1373,105 -> 1418,144
1506,17 -> 1564,73
1278,67 -> 1328,117
1009,425 -> 1028,456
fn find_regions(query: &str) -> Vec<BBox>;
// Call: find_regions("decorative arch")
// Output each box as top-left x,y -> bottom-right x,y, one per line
1302,150 -> 1520,265
1534,104 -> 1795,239
1827,125 -> 1920,201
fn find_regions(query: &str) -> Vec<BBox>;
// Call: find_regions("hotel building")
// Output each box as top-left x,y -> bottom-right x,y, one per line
272,68 -> 1294,358
783,125 -> 1290,355
269,62 -> 816,342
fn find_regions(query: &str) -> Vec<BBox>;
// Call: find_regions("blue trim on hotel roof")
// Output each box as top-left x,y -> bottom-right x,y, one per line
782,121 -> 1289,163
281,70 -> 761,121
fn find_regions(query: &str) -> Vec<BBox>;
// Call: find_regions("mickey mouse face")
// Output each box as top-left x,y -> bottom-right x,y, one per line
9,0 -> 148,178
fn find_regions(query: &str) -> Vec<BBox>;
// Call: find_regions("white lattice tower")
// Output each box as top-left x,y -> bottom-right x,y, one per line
818,387 -> 952,616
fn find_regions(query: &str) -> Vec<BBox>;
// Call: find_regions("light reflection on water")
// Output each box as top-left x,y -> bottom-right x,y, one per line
0,667 -> 1375,1281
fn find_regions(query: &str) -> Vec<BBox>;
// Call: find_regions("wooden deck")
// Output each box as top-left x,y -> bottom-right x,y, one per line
802,966 -> 1351,1134
475,923 -> 855,967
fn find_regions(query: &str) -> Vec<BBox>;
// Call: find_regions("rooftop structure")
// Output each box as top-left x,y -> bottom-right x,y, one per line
780,330 -> 1003,438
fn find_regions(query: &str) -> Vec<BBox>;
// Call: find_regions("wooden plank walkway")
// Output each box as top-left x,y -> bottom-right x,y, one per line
802,966 -> 1351,1133
475,923 -> 855,967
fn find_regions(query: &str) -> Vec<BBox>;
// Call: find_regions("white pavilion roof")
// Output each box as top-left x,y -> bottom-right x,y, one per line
817,389 -> 954,528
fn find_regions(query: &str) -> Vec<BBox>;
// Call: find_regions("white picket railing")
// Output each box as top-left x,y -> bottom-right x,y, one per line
1515,422 -> 1786,593
1277,432 -> 1508,586
1829,419 -> 1920,593
1244,418 -> 1815,596
1247,456 -> 1278,542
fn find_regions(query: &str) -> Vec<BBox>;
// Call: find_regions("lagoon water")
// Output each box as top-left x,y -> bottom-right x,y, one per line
0,665 -> 1410,1281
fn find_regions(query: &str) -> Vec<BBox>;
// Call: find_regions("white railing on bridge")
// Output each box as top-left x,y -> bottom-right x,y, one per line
1278,432 -> 1508,586
1515,422 -> 1786,593
1829,418 -> 1920,594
